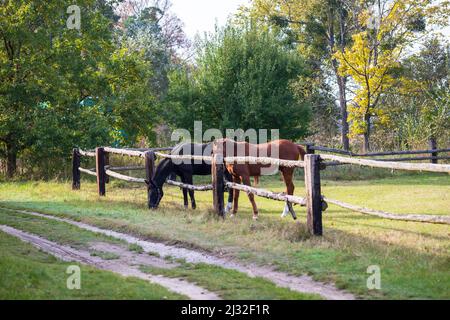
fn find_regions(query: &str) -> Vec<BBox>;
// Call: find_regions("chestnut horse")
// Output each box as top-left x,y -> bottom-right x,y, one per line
216,139 -> 306,220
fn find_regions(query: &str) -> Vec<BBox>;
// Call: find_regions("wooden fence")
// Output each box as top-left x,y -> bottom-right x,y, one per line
72,143 -> 450,237
307,143 -> 450,164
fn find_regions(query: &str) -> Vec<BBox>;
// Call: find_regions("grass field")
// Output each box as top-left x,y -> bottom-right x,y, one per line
0,208 -> 315,300
0,172 -> 449,299
0,230 -> 185,300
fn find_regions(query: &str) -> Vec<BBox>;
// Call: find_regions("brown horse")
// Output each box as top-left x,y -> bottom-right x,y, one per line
215,138 -> 306,220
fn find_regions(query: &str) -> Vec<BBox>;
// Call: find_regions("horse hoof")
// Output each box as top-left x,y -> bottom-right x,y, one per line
253,215 -> 258,221
225,202 -> 233,213
280,212 -> 288,218
230,214 -> 235,218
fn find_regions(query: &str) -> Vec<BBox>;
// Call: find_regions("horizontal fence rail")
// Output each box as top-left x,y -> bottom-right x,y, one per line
155,153 -> 305,168
155,152 -> 212,162
166,180 -> 213,191
106,166 -> 146,171
224,156 -> 305,168
320,154 -> 450,173
78,167 -> 97,176
375,156 -> 450,162
105,169 -> 146,183
225,182 -> 306,206
325,197 -> 450,225
310,145 -> 450,157
103,147 -> 145,158
78,149 -> 96,157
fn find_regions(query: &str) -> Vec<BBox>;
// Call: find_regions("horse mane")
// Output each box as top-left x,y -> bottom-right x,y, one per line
152,158 -> 174,188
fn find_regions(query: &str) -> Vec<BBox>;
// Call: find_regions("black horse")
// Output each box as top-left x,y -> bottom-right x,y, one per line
146,142 -> 233,209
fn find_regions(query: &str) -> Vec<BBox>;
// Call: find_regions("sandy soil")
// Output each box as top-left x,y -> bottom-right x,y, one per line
1,207 -> 355,300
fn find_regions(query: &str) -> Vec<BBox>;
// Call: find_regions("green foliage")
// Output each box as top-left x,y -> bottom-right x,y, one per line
165,24 -> 311,140
0,1 -> 161,178
381,38 -> 450,149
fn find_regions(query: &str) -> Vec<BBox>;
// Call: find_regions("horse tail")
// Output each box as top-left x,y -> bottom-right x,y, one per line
296,144 -> 307,160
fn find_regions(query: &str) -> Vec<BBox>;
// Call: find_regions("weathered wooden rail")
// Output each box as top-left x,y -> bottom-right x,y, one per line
308,143 -> 450,164
320,154 -> 450,173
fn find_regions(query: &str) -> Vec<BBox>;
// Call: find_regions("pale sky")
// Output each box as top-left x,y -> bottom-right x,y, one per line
171,0 -> 250,40
169,0 -> 449,45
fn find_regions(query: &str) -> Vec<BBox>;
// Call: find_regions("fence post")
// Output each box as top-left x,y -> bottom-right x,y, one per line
304,154 -> 323,236
305,142 -> 315,155
72,148 -> 81,190
95,147 -> 106,196
429,137 -> 438,164
212,150 -> 225,217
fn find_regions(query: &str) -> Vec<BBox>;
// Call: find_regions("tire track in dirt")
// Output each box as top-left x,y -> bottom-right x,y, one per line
0,206 -> 355,300
0,224 -> 220,300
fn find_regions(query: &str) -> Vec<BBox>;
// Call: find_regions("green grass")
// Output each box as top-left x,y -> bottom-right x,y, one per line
0,173 -> 448,299
0,207 -> 314,299
140,263 -> 320,300
0,231 -> 184,300
90,250 -> 120,260
128,243 -> 144,254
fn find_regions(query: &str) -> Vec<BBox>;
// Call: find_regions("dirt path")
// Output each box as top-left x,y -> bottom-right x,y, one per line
1,207 -> 355,300
0,225 -> 220,300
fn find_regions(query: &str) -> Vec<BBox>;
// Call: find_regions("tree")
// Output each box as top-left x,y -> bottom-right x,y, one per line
384,38 -> 449,150
165,24 -> 311,140
333,0 -> 449,152
246,0 -> 356,150
0,1 -> 115,176
117,0 -> 188,97
0,0 -> 161,178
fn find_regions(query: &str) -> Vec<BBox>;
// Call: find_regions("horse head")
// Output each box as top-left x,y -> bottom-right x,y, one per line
145,179 -> 164,209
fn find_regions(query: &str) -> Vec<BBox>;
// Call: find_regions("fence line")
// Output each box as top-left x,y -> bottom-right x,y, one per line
325,197 -> 450,225
310,145 -> 450,157
224,156 -> 305,168
106,165 -> 146,171
155,152 -> 305,168
73,143 -> 450,236
225,182 -> 306,206
166,180 -> 213,191
103,147 -> 145,158
78,149 -> 96,157
375,156 -> 450,162
78,167 -> 97,176
105,169 -> 146,183
155,152 -> 212,162
320,154 -> 450,173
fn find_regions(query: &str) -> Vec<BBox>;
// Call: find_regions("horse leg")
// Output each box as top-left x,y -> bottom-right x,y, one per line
280,168 -> 297,219
180,175 -> 189,209
185,174 -> 196,209
242,175 -> 259,220
225,189 -> 233,214
231,176 -> 241,217
224,169 -> 233,214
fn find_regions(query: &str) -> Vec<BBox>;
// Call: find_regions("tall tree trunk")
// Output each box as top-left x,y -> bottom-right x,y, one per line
6,142 -> 17,178
363,114 -> 371,153
337,2 -> 349,151
337,75 -> 349,150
